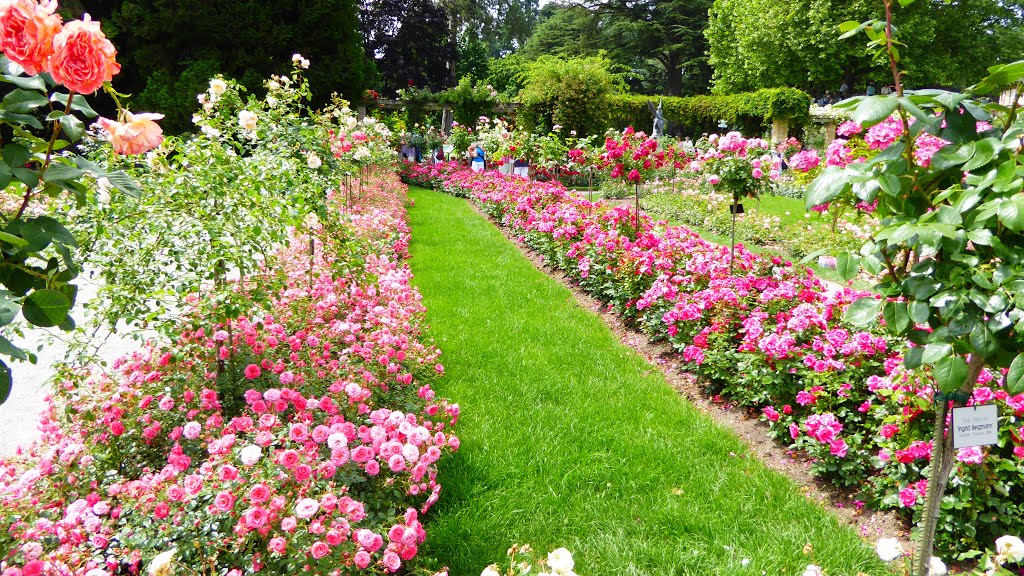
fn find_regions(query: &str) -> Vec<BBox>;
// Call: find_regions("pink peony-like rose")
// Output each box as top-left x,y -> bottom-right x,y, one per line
244,363 -> 261,379
294,497 -> 319,519
98,112 -> 163,155
0,0 -> 61,75
213,490 -> 235,512
353,551 -> 372,569
382,551 -> 401,572
48,15 -> 119,94
310,541 -> 331,559
268,536 -> 286,554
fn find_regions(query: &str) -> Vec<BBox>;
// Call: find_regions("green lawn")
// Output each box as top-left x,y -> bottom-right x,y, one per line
407,186 -> 889,576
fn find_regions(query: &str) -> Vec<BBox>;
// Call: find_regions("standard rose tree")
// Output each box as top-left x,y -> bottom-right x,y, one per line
0,0 -> 163,403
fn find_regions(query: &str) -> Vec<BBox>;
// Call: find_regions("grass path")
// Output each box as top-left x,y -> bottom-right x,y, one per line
407,186 -> 887,576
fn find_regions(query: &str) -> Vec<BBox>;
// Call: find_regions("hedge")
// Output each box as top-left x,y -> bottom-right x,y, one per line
608,88 -> 812,137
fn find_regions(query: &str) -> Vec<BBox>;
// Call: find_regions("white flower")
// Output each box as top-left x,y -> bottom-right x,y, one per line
995,535 -> 1024,562
929,556 -> 947,576
200,125 -> 221,138
347,116 -> 358,129
306,152 -> 322,169
480,566 -> 500,576
267,79 -> 280,90
546,548 -> 574,574
208,78 -> 227,100
802,565 -> 823,576
191,113 -> 203,124
148,549 -> 176,576
875,538 -> 903,562
196,93 -> 207,104
238,110 -> 258,131
239,445 -> 262,466
265,96 -> 277,108
291,53 -> 310,68
740,558 -> 750,567
353,147 -> 370,161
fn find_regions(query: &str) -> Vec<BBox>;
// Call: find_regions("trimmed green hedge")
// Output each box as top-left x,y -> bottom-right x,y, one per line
609,88 -> 812,137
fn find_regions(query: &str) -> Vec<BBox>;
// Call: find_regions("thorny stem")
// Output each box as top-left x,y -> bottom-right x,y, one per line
15,92 -> 75,221
882,0 -> 919,190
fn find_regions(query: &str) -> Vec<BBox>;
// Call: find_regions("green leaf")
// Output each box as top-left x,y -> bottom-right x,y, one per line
43,162 -> 87,183
0,295 -> 18,327
21,289 -> 70,327
0,110 -> 43,130
805,167 -> 850,209
844,297 -> 882,326
852,96 -> 898,127
922,343 -> 952,364
0,230 -> 28,248
50,92 -> 98,118
2,88 -> 48,113
878,174 -> 901,196
0,334 -> 26,361
836,252 -> 860,282
933,356 -> 967,393
883,301 -> 911,334
59,114 -> 85,142
0,359 -> 10,405
961,138 -> 998,172
3,143 -> 30,170
73,157 -> 142,198
1,73 -> 45,91
970,323 -> 999,358
930,143 -> 973,170
1006,354 -> 1024,395
909,301 -> 929,324
997,196 -> 1024,233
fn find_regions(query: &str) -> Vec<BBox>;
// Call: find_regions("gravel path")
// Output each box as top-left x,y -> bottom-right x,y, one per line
0,277 -> 149,456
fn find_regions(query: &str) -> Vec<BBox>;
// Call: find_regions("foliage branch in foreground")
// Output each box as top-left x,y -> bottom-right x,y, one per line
806,0 -> 1024,570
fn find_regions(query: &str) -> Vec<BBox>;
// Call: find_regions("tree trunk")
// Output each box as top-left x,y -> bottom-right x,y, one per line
915,353 -> 985,575
663,53 -> 683,96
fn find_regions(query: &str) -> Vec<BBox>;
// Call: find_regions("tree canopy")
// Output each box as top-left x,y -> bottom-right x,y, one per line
706,0 -> 1024,94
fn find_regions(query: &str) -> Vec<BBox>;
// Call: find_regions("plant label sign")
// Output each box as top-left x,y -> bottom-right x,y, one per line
952,404 -> 999,449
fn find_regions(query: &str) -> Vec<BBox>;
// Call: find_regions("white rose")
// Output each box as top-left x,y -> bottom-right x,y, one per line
239,445 -> 262,466
346,116 -> 358,129
995,535 -> 1024,562
875,537 -> 903,562
200,125 -> 220,138
208,78 -> 227,99
546,548 -> 574,574
354,147 -> 370,161
292,53 -> 303,63
196,93 -> 207,104
928,557 -> 947,576
148,549 -> 176,576
267,80 -> 280,90
306,152 -> 322,169
480,566 -> 500,576
238,110 -> 258,131
266,96 -> 277,108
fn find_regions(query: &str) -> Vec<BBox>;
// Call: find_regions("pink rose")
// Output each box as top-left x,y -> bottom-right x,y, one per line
0,0 -> 61,75
281,516 -> 297,532
98,112 -> 164,155
353,551 -> 372,569
382,551 -> 401,572
248,483 -> 270,504
268,536 -> 286,554
898,487 -> 918,508
294,497 -> 319,519
244,506 -> 268,528
47,15 -> 119,94
244,364 -> 261,379
310,541 -> 331,559
153,501 -> 169,519
213,490 -> 235,512
182,421 -> 201,440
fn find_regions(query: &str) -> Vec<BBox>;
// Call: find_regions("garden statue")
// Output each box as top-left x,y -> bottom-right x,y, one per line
648,99 -> 665,137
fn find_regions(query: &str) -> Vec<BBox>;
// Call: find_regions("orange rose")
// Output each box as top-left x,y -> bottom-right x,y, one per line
48,15 -> 119,94
0,0 -> 62,76
99,112 -> 164,155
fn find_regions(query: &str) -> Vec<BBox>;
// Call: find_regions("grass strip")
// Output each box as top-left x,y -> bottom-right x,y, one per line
407,186 -> 888,576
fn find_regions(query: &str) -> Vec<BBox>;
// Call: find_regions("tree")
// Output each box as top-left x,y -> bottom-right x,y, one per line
361,0 -> 455,93
519,4 -> 603,61
83,0 -> 374,133
706,0 -> 1024,94
579,0 -> 714,96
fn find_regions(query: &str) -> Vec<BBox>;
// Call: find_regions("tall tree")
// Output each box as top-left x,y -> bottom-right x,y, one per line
361,0 -> 455,93
519,4 -> 603,61
78,0 -> 374,132
580,0 -> 713,96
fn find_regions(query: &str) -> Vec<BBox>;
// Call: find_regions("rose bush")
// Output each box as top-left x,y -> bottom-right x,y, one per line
404,162 -> 1024,558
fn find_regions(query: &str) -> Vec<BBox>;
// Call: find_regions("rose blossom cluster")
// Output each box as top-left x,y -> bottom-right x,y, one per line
0,0 -> 162,154
0,173 -> 459,575
600,127 -> 668,182
406,162 -> 1024,556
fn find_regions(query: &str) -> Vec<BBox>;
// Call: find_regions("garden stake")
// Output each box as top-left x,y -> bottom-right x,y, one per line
730,192 -> 738,275
309,236 -> 315,292
634,182 -> 640,237
588,167 -> 593,213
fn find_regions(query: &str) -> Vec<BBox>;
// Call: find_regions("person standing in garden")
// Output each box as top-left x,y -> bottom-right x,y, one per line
470,143 -> 486,172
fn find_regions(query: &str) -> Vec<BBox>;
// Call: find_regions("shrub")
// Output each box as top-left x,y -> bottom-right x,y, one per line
436,76 -> 499,127
608,88 -> 812,138
518,55 -> 619,137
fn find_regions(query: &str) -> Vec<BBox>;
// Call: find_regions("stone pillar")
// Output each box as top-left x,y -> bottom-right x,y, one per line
357,105 -> 366,121
770,118 -> 789,145
442,107 -> 454,136
823,122 -> 837,148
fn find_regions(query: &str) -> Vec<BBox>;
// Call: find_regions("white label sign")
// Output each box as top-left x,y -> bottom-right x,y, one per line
952,404 -> 999,449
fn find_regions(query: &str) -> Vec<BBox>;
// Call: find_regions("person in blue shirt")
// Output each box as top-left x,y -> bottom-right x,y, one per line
470,142 -> 486,173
